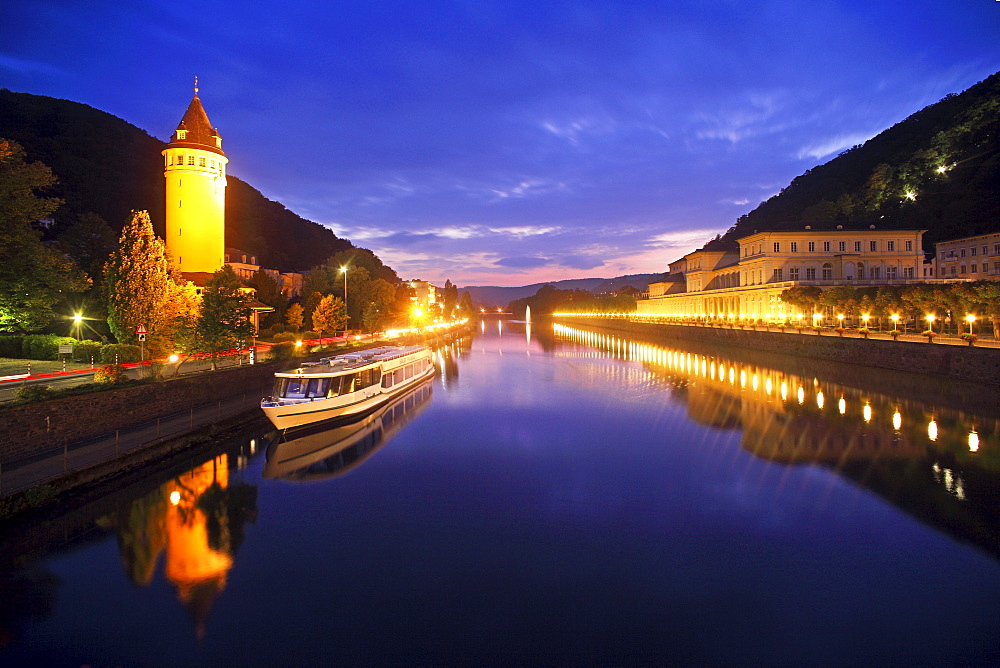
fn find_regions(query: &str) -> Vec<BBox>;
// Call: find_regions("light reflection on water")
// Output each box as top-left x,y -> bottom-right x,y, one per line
4,323 -> 1000,664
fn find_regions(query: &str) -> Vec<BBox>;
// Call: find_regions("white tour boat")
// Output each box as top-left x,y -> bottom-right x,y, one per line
261,345 -> 435,430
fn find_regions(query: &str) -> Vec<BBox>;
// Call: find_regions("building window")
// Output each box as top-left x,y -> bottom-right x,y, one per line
210,160 -> 215,169
940,252 -> 946,260
838,241 -> 846,252
791,242 -> 798,253
972,263 -> 978,273
984,246 -> 989,256
994,244 -> 1000,255
905,240 -> 913,251
887,266 -> 897,279
872,267 -> 881,279
199,157 -> 206,167
995,261 -> 1000,273
789,267 -> 800,280
176,154 -> 183,164
821,263 -> 833,280
960,265 -> 967,275
857,263 -> 865,279
188,156 -> 195,165
855,241 -> 862,252
887,241 -> 895,251
823,241 -> 831,252
960,249 -> 966,257
904,267 -> 914,279
951,266 -> 957,276
806,267 -> 816,280
176,129 -> 187,140
870,241 -> 877,252
808,241 -> 816,252
971,247 -> 977,256
773,242 -> 780,253
773,268 -> 783,281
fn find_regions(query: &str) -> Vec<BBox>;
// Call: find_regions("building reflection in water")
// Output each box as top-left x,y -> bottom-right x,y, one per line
98,453 -> 258,639
265,379 -> 433,482
553,323 -> 1000,559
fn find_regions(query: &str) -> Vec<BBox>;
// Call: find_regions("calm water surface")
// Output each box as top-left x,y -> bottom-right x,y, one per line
3,318 -> 1000,665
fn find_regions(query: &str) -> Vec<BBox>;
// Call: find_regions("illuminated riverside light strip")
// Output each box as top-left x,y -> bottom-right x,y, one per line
385,318 -> 469,339
553,322 -> 986,450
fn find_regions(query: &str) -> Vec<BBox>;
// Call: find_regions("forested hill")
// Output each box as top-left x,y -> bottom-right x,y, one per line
0,89 -> 352,271
718,71 -> 1000,250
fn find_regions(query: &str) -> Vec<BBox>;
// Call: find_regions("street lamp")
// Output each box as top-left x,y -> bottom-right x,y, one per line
966,314 -> 976,335
72,312 -> 83,339
861,313 -> 870,326
339,266 -> 349,335
925,313 -> 936,334
890,313 -> 900,331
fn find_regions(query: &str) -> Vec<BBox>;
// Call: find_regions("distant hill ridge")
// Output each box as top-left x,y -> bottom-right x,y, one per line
0,89 -> 352,271
460,273 -> 664,306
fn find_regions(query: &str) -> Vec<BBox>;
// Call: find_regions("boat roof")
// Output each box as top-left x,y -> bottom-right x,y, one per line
276,345 -> 429,378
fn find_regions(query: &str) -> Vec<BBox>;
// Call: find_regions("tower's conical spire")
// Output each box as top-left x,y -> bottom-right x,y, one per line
170,78 -> 223,154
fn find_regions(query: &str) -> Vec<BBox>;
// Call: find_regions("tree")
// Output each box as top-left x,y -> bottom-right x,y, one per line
57,212 -> 117,282
0,138 -> 88,331
248,268 -> 287,328
185,266 -> 252,370
458,291 -> 475,316
103,210 -> 192,354
311,294 -> 347,338
285,303 -> 304,331
442,279 -> 459,318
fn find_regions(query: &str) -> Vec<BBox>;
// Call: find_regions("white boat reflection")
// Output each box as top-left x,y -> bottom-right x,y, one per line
264,379 -> 433,482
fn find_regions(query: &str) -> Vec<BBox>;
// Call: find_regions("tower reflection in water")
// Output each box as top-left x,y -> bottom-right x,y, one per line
99,453 -> 257,639
553,323 -> 1000,559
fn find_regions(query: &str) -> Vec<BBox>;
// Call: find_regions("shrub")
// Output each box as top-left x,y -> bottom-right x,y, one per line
100,344 -> 141,364
922,330 -> 937,342
0,335 -> 24,358
858,327 -> 870,338
834,327 -> 846,336
302,330 -> 320,341
961,333 -> 978,345
271,331 -> 298,343
269,341 -> 298,361
73,340 -> 103,363
13,384 -> 53,402
23,334 -> 77,360
94,364 -> 128,384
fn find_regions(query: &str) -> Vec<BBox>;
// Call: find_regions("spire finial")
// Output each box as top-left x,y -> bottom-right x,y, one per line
194,76 -> 199,96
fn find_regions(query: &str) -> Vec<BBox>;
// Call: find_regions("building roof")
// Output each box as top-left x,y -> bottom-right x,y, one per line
169,86 -> 225,156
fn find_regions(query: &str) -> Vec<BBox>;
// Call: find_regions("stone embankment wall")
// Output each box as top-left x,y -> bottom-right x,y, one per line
0,363 -> 278,462
556,317 -> 1000,387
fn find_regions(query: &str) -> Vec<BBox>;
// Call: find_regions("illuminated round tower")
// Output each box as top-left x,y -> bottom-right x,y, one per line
162,78 -> 228,275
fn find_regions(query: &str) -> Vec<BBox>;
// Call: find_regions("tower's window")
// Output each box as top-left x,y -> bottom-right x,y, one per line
176,129 -> 187,140
188,156 -> 195,165
179,200 -> 182,208
176,155 -> 183,164
199,157 -> 206,167
179,228 -> 182,236
210,160 -> 215,169
178,179 -> 182,187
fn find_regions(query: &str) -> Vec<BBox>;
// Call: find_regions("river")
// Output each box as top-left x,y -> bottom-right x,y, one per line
2,317 -> 1000,665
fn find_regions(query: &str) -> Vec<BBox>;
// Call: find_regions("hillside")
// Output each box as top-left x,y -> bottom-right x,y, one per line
0,89 -> 352,271
461,273 -> 664,307
716,71 -> 1000,251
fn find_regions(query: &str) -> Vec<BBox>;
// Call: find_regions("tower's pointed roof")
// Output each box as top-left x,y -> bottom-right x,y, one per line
169,79 -> 225,156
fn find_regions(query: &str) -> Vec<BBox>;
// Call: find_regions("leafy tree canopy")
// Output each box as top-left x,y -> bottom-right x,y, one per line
0,138 -> 87,331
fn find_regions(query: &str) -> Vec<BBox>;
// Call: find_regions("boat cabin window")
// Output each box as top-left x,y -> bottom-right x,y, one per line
275,377 -> 331,399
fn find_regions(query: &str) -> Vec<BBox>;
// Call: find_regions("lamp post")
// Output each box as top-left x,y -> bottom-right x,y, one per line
925,313 -> 935,334
890,313 -> 900,331
966,314 -> 976,335
339,266 -> 349,337
72,313 -> 83,339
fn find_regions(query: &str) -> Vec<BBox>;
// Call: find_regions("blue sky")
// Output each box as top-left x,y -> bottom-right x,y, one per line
2,1 -> 998,286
